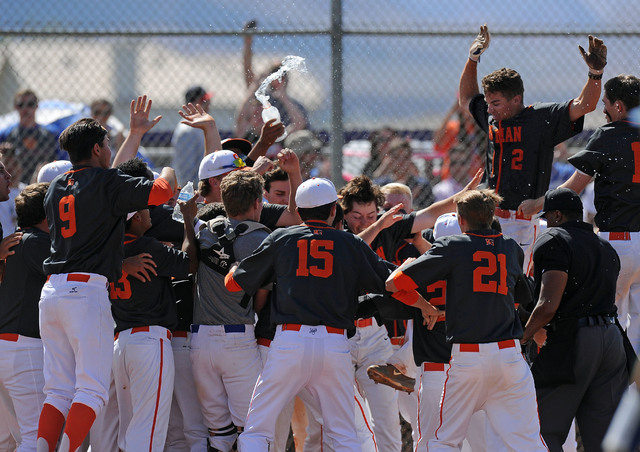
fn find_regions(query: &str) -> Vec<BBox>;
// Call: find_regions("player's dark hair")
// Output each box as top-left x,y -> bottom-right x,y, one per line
338,175 -> 385,214
263,166 -> 288,193
332,203 -> 344,229
59,118 -> 108,164
491,216 -> 502,232
197,202 -> 226,221
455,189 -> 503,230
15,182 -> 48,228
298,201 -> 336,222
116,158 -> 154,180
604,74 -> 640,111
221,171 -> 264,217
481,68 -> 524,100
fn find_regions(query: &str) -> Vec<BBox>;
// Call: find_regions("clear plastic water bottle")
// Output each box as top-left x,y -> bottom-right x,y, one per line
172,181 -> 194,223
261,105 -> 287,142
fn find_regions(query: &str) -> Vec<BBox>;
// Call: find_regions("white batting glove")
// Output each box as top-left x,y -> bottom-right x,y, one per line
469,24 -> 491,62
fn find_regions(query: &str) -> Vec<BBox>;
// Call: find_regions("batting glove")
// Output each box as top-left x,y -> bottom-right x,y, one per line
579,35 -> 607,74
469,24 -> 491,62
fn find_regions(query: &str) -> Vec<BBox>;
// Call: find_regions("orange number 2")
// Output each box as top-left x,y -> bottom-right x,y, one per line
296,239 -> 334,278
511,148 -> 523,170
59,195 -> 77,238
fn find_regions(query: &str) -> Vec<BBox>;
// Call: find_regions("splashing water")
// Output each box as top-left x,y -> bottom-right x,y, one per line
254,55 -> 307,107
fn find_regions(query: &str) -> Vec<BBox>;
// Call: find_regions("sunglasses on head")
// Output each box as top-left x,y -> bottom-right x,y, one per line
16,100 -> 37,109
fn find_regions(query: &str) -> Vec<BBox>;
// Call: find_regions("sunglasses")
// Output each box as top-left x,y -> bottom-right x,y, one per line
221,157 -> 247,170
16,100 -> 37,109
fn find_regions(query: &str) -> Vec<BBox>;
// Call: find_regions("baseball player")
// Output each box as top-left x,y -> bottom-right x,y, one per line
0,183 -> 49,451
459,24 -> 607,274
186,170 -> 270,452
108,188 -> 197,451
523,74 -> 640,354
36,112 -> 177,452
338,174 -> 480,452
386,189 -> 547,451
224,178 -> 396,451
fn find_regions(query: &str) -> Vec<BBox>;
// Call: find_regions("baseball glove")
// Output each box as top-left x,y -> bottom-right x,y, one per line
469,24 -> 491,62
578,35 -> 607,72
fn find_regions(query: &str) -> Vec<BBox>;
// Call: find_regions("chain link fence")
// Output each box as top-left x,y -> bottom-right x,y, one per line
0,0 -> 639,208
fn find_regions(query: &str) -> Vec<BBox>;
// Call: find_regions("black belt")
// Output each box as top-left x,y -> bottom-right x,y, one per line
576,315 -> 616,328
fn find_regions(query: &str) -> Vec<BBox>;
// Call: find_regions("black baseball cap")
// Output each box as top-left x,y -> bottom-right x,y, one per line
537,187 -> 583,218
221,138 -> 253,156
185,86 -> 213,104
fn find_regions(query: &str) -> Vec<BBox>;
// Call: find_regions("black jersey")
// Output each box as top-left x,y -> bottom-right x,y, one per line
532,221 -> 619,319
0,228 -> 50,338
146,204 -> 185,244
43,166 -> 159,282
396,230 -> 524,343
231,220 -> 391,335
569,120 -> 640,232
470,95 -> 583,210
110,234 -> 190,333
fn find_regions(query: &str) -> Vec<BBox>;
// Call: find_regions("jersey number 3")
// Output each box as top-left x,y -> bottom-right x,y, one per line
473,251 -> 508,295
296,239 -> 334,278
59,195 -> 77,238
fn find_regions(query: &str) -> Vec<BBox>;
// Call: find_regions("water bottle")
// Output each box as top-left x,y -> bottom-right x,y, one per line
261,105 -> 287,142
172,181 -> 194,223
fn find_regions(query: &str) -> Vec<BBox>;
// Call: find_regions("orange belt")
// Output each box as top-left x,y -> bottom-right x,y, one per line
355,318 -> 373,328
608,231 -> 631,240
0,333 -> 19,342
172,330 -> 188,338
494,208 -> 530,221
115,326 -> 172,341
257,337 -> 272,347
459,339 -> 517,352
281,324 -> 345,335
390,337 -> 404,346
423,362 -> 445,372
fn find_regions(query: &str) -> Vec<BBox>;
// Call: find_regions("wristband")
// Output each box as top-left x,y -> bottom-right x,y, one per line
588,72 -> 603,80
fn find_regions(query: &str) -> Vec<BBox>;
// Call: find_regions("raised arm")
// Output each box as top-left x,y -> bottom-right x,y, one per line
242,20 -> 257,89
570,35 -> 607,122
112,95 -> 162,168
518,170 -> 593,217
246,119 -> 286,164
411,168 -> 483,233
274,148 -> 303,226
180,190 -> 200,274
459,24 -> 490,113
177,103 -> 222,157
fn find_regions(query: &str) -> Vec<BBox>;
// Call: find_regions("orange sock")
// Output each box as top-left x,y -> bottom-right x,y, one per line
37,403 -> 66,452
61,403 -> 96,452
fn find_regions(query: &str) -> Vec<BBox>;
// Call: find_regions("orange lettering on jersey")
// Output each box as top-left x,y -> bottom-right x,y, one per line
375,246 -> 386,260
110,271 -> 132,300
513,126 -> 522,142
505,128 -> 513,142
485,238 -> 494,246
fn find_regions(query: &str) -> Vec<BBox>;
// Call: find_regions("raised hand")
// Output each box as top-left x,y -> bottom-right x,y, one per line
469,24 -> 491,62
579,35 -> 607,73
129,95 -> 162,135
